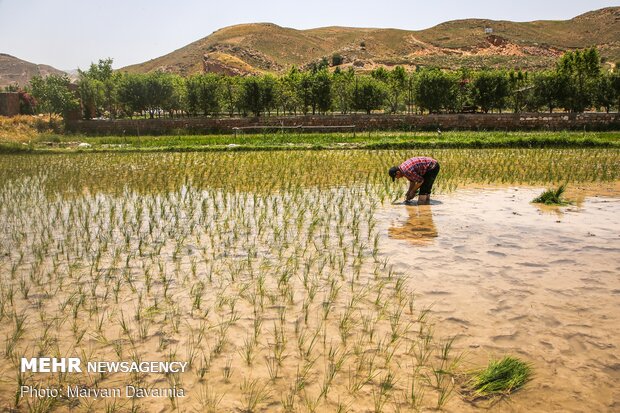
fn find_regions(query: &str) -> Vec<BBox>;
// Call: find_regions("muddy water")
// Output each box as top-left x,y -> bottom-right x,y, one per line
378,183 -> 620,412
2,149 -> 619,412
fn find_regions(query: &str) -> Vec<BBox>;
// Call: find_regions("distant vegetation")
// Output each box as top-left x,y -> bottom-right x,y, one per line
4,48 -> 620,121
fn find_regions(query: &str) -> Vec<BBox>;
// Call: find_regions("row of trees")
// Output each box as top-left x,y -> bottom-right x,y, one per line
13,48 -> 620,119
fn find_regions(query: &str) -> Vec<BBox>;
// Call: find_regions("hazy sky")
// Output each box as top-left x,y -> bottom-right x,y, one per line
0,0 -> 616,70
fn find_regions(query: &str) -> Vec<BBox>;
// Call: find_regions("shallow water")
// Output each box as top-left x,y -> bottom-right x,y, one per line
0,151 -> 618,412
379,183 -> 620,412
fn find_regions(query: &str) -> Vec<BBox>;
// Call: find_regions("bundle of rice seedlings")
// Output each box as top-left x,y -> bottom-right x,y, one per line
532,184 -> 570,205
463,356 -> 533,401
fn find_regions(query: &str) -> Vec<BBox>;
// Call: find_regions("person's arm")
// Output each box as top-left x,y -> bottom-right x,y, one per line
405,180 -> 423,201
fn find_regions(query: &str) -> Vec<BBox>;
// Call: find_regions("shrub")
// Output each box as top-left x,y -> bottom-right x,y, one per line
331,53 -> 344,66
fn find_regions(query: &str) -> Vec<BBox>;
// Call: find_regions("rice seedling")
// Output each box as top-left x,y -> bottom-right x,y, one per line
197,383 -> 224,413
0,148 -> 614,412
222,358 -> 234,383
26,396 -> 58,413
240,378 -> 271,413
403,365 -> 425,411
532,184 -> 571,205
302,390 -> 321,413
239,335 -> 257,366
281,386 -> 297,412
372,371 -> 397,413
293,360 -> 315,393
430,367 -> 455,410
336,397 -> 352,413
462,356 -> 533,401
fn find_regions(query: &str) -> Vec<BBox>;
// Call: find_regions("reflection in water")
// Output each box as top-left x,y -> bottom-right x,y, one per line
388,206 -> 438,246
533,202 -> 567,218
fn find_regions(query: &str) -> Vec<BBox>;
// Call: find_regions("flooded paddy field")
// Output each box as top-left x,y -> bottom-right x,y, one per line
0,149 -> 618,412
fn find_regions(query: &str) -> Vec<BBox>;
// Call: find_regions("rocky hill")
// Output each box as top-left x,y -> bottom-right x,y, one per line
0,54 -> 68,89
122,7 -> 620,76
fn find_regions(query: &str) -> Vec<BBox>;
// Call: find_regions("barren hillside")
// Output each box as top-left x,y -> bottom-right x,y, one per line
0,54 -> 67,89
121,7 -> 620,76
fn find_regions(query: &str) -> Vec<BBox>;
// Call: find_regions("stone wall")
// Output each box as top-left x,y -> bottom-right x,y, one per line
66,113 -> 620,135
0,93 -> 20,117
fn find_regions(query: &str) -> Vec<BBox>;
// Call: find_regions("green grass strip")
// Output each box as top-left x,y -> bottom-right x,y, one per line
3,131 -> 620,154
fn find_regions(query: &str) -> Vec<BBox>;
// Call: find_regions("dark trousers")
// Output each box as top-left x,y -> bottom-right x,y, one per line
419,163 -> 440,195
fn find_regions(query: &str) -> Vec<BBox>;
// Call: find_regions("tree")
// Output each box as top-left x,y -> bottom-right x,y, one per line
29,74 -> 79,120
166,74 -> 185,118
311,69 -> 332,114
240,77 -> 263,117
117,71 -> 179,118
370,67 -> 390,82
353,76 -> 387,114
414,69 -> 457,113
387,66 -> 407,113
185,75 -> 200,116
556,48 -> 601,112
278,67 -> 302,115
77,58 -> 119,118
530,71 -> 568,113
454,68 -> 474,112
594,72 -> 616,113
186,74 -> 222,116
610,71 -> 620,113
371,66 -> 406,113
508,70 -> 530,113
332,68 -> 355,114
143,71 -> 176,118
77,74 -> 102,119
293,65 -> 334,115
405,72 -> 418,114
117,73 -> 147,117
472,70 -> 509,113
222,76 -> 241,117
90,58 -> 117,116
261,74 -> 277,116
297,71 -> 314,115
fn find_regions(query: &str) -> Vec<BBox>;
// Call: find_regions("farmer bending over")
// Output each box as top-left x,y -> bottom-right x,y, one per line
388,156 -> 440,205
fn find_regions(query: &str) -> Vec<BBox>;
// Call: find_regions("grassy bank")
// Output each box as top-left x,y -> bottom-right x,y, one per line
0,115 -> 63,142
2,124 -> 620,153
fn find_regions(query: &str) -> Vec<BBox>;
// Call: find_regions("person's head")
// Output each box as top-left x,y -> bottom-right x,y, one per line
388,166 -> 403,182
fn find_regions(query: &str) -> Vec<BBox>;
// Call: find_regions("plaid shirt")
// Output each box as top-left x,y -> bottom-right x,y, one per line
399,157 -> 437,183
